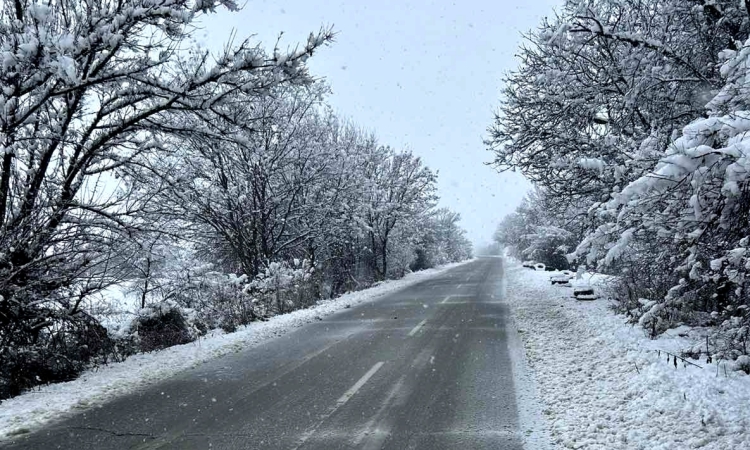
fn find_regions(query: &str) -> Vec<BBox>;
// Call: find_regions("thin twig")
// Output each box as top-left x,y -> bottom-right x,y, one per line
656,349 -> 703,369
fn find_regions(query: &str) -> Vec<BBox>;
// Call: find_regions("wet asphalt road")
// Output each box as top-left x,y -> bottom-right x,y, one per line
4,257 -> 521,449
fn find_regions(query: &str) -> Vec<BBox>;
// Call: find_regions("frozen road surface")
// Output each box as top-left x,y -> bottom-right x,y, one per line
6,258 -> 521,449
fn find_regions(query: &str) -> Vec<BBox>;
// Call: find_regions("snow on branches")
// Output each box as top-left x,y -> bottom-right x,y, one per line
0,1 -> 470,399
489,0 -> 750,346
0,0 -> 331,400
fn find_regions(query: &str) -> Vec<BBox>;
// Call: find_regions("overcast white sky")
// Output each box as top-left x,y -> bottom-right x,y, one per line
199,0 -> 562,246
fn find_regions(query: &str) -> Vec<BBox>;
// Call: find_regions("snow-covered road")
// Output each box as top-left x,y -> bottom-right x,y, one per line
6,258 -> 743,449
3,258 -> 525,449
0,261 -> 474,444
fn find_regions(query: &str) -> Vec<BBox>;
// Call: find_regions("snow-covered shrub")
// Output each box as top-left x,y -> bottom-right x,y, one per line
0,311 -> 116,401
244,260 -> 316,315
130,258 -> 320,334
410,247 -> 433,272
130,302 -> 196,353
201,273 -> 262,332
386,234 -> 419,279
597,246 -> 683,330
709,311 -> 750,364
522,226 -> 573,270
637,301 -> 669,338
146,259 -> 320,333
733,355 -> 750,374
156,268 -> 260,333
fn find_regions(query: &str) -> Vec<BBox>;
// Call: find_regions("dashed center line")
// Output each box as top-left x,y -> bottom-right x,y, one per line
407,319 -> 427,337
337,361 -> 385,405
293,361 -> 385,449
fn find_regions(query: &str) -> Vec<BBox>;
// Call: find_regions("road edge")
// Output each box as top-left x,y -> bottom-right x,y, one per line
501,257 -> 555,450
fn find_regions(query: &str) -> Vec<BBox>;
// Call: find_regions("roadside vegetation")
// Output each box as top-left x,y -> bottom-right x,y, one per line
490,0 -> 750,362
0,0 -> 471,401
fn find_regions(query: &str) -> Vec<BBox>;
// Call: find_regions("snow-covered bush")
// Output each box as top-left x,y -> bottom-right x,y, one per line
154,259 -> 318,333
708,311 -> 750,364
0,311 -> 116,400
595,244 -> 684,332
130,302 -> 196,353
199,274 -> 258,333
522,226 -> 573,270
148,266 -> 260,333
734,355 -> 750,374
244,260 -> 316,315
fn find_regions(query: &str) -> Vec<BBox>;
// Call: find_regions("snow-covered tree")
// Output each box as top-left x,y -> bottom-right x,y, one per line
0,0 -> 331,399
361,148 -> 438,279
575,36 -> 750,343
488,0 -> 748,207
490,0 -> 750,350
494,191 -> 580,269
413,208 -> 473,269
153,82 -> 334,277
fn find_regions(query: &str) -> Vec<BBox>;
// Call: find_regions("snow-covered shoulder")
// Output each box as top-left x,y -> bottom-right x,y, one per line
0,260 -> 472,441
503,259 -> 750,450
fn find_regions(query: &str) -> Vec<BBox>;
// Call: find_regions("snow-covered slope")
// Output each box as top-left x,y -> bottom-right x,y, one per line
504,261 -> 750,450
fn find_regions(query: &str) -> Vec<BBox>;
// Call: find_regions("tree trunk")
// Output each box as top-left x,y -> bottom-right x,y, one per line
381,238 -> 388,280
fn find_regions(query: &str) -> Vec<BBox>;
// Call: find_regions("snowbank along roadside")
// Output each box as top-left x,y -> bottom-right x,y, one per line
503,259 -> 750,450
501,262 -> 554,450
0,260 -> 473,441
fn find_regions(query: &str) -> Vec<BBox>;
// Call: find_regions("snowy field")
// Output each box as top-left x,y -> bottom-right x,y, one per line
0,260 -> 472,441
504,260 -> 750,449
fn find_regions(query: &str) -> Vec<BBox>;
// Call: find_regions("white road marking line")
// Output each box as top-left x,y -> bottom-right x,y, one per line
337,361 -> 385,405
441,295 -> 451,304
293,361 -> 385,449
353,376 -> 406,446
407,319 -> 427,337
443,300 -> 503,304
138,336 -> 351,450
457,284 -> 463,289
